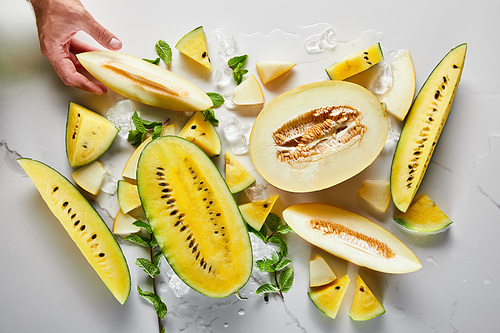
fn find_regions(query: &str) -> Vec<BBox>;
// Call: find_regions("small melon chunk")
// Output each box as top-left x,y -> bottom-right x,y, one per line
175,26 -> 211,70
179,111 -> 222,157
122,123 -> 176,182
71,161 -> 108,195
358,180 -> 391,213
18,158 -> 130,304
308,275 -> 350,319
113,210 -> 141,237
256,60 -> 296,84
239,195 -> 279,231
309,254 -> 337,287
349,275 -> 385,321
66,102 -> 118,168
283,203 -> 422,274
76,51 -> 213,111
394,194 -> 452,233
224,152 -> 255,193
117,180 -> 141,215
326,43 -> 384,81
232,74 -> 264,105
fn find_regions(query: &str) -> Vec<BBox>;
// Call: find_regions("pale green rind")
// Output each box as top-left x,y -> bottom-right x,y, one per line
393,218 -> 453,234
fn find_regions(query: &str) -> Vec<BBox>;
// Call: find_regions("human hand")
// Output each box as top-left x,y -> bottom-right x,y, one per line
30,0 -> 122,94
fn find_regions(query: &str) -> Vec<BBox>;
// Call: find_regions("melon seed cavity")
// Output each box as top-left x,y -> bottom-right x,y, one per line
273,106 -> 366,163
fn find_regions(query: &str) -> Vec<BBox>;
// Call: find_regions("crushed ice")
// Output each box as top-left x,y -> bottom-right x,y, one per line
106,99 -> 136,138
216,31 -> 240,59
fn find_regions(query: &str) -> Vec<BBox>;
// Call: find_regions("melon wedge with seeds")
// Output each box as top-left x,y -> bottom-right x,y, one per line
122,123 -> 176,182
394,194 -> 452,233
309,254 -> 337,287
224,152 -> 255,193
256,60 -> 296,84
326,43 -> 384,81
232,74 -> 264,105
179,111 -> 222,157
391,44 -> 467,212
349,275 -> 385,321
136,136 -> 252,298
71,161 -> 107,195
66,102 -> 118,168
18,158 -> 130,304
308,275 -> 350,319
76,51 -> 213,111
283,203 -> 421,274
239,195 -> 279,231
175,26 -> 211,70
358,180 -> 391,213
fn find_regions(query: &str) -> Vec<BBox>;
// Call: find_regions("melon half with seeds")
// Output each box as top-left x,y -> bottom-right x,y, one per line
136,136 -> 252,298
18,158 -> 130,304
283,203 -> 421,274
249,80 -> 388,193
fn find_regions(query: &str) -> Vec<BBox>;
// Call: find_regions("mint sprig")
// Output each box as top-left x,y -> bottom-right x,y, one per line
228,55 -> 249,85
155,40 -> 172,65
137,286 -> 168,320
127,111 -> 169,147
201,92 -> 225,126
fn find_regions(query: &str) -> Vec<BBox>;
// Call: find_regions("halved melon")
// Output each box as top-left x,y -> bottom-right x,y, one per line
256,60 -> 296,84
349,275 -> 385,321
308,275 -> 350,319
175,26 -> 211,70
238,194 -> 279,231
18,158 -> 130,304
66,102 -> 118,168
122,123 -> 176,182
391,44 -> 467,212
283,203 -> 421,274
136,136 -> 252,298
178,111 -> 222,157
309,254 -> 337,287
326,43 -> 384,81
71,161 -> 107,195
394,194 -> 452,233
224,151 -> 255,193
249,80 -> 388,193
76,51 -> 213,111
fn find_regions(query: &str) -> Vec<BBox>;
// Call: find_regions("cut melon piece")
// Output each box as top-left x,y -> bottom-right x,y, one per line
76,51 -> 213,111
136,136 -> 253,298
232,74 -> 264,105
256,60 -> 296,84
394,194 -> 452,233
71,161 -> 107,195
391,44 -> 467,212
178,111 -> 222,157
113,210 -> 141,237
308,275 -> 350,319
117,180 -> 141,214
326,43 -> 384,81
224,152 -> 255,193
283,203 -> 421,274
358,180 -> 391,213
175,26 -> 211,70
238,195 -> 279,231
249,80 -> 388,193
66,102 -> 118,168
122,123 -> 176,182
349,275 -> 385,321
309,254 -> 337,287
18,158 -> 130,304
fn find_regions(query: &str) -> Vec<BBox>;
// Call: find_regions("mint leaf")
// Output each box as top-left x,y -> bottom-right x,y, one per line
156,40 -> 172,65
202,108 -> 219,126
152,124 -> 163,140
228,55 -> 248,69
125,234 -> 152,248
149,235 -> 159,248
136,258 -> 161,278
278,266 -> 294,293
132,111 -> 147,133
274,258 -> 292,271
132,220 -> 153,233
277,224 -> 293,235
143,57 -> 160,65
256,254 -> 280,272
256,283 -> 279,294
128,112 -> 164,147
267,235 -> 288,258
153,250 -> 164,268
137,285 -> 168,319
206,92 -> 225,108
265,213 -> 282,233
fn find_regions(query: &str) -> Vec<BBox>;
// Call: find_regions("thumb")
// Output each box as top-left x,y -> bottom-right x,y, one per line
84,18 -> 122,51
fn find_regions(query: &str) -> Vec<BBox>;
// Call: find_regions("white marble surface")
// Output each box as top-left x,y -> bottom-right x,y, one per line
1,0 -> 499,332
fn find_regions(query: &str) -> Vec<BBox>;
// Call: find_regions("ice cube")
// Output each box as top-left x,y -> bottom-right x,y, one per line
319,27 -> 337,49
304,27 -> 337,53
221,114 -> 248,155
216,32 -> 240,58
106,99 -> 135,138
161,261 -> 190,297
244,182 -> 269,202
215,65 -> 233,88
100,171 -> 118,195
372,61 -> 393,95
304,35 -> 323,54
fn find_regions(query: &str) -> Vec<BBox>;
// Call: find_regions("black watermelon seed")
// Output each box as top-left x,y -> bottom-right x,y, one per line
98,253 -> 105,257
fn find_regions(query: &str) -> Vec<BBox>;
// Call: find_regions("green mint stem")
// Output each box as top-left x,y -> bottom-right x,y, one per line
149,241 -> 163,333
274,270 -> 284,299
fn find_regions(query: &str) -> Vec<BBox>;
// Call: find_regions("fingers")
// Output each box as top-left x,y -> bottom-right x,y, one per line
55,56 -> 106,95
81,13 -> 122,51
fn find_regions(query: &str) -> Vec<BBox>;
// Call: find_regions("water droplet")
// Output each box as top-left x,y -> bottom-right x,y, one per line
484,276 -> 493,285
426,256 -> 438,266
461,277 -> 467,283
238,309 -> 245,316
159,281 -> 169,292
223,323 -> 229,328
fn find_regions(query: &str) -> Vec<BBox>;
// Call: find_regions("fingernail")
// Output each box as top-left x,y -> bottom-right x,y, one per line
109,37 -> 122,50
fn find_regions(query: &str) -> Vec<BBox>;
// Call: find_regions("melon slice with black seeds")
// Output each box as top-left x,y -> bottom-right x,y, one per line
308,275 -> 350,319
349,275 -> 385,321
178,111 -> 222,157
238,195 -> 279,231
